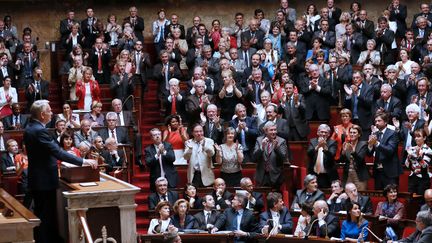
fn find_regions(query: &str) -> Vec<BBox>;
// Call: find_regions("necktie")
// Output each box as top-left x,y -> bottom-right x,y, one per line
406,125 -> 413,149
14,116 -> 19,126
111,129 -> 117,142
205,212 -> 210,225
36,81 -> 41,93
255,83 -> 261,104
244,51 -> 249,67
234,212 -> 240,230
407,41 -> 411,51
171,95 -> 177,114
420,29 -> 424,38
162,194 -> 167,201
353,91 -> 359,119
314,147 -> 323,174
265,142 -> 272,172
165,64 -> 170,90
159,149 -> 165,178
377,131 -> 383,142
209,122 -> 214,135
97,51 -> 102,72
384,102 -> 389,111
135,52 -> 141,74
240,128 -> 247,150
346,36 -> 352,51
85,134 -> 89,141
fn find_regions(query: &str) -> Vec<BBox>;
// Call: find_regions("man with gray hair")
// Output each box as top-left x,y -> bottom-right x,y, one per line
307,124 -> 338,188
185,79 -> 209,125
24,100 -> 97,243
291,174 -> 325,210
202,104 -> 223,144
399,210 -> 432,242
74,119 -> 99,146
98,112 -> 130,145
253,121 -> 288,189
147,177 -> 179,210
300,63 -> 331,121
374,83 -> 403,122
195,45 -> 220,76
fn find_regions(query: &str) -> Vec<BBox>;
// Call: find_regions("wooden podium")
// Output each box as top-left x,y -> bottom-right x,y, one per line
0,188 -> 40,243
59,172 -> 140,243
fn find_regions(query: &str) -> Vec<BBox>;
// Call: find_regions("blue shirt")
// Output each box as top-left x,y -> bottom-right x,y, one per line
341,219 -> 368,241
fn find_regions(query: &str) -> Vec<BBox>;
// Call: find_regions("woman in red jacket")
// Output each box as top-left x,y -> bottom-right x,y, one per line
75,67 -> 101,110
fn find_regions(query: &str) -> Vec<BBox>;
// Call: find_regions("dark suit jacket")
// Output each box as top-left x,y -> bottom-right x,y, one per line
375,29 -> 396,65
222,208 -> 259,241
237,47 -> 257,68
339,194 -> 373,214
412,13 -> 432,29
247,191 -> 264,213
344,81 -> 374,131
204,119 -> 224,145
279,94 -> 310,139
131,50 -> 152,84
305,214 -> 340,238
389,4 -> 407,38
123,16 -> 145,42
170,214 -> 195,230
193,210 -> 225,230
98,127 -> 129,145
0,153 -> 15,173
110,73 -> 134,110
242,67 -> 271,83
241,30 -> 265,50
339,141 -> 370,182
0,64 -> 16,87
153,61 -> 182,97
291,189 -> 325,210
229,117 -> 259,152
212,190 -> 232,210
253,136 -> 288,187
144,142 -> 178,189
313,30 -> 336,49
3,114 -> 28,130
353,20 -> 375,40
343,32 -> 364,64
59,18 -> 79,40
307,138 -> 338,180
299,76 -> 331,121
24,119 -> 83,191
374,96 -> 403,120
90,48 -> 112,83
25,79 -> 49,109
367,128 -> 402,179
185,94 -> 204,125
81,18 -> 97,47
400,119 -> 426,161
259,207 -> 293,234
400,226 -> 432,243
148,190 -> 179,210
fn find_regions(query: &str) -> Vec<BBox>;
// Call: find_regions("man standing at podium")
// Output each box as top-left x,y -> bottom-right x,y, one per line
24,100 -> 97,243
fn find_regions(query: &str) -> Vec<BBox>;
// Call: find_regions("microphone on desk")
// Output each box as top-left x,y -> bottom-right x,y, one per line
359,226 -> 383,243
305,218 -> 329,240
264,219 -> 280,240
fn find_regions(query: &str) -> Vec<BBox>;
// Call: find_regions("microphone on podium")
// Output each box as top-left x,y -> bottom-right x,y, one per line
359,226 -> 383,243
305,217 -> 329,240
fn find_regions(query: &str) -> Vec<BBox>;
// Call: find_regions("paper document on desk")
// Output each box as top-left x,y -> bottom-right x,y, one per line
330,237 -> 343,241
213,231 -> 233,234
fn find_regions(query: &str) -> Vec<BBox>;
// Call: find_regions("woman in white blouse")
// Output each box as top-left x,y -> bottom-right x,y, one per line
148,201 -> 172,234
395,49 -> 414,79
0,77 -> 17,117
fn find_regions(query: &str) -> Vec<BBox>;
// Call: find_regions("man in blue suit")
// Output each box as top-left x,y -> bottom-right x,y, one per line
215,193 -> 259,242
259,192 -> 293,235
229,103 -> 258,163
24,100 -> 97,243
367,112 -> 402,190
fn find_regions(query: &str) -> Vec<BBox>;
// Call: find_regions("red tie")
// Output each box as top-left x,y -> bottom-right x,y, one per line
97,51 -> 102,72
111,130 -> 117,142
407,42 -> 411,51
171,95 -> 177,114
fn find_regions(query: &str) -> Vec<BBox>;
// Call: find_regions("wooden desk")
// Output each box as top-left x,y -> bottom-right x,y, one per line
139,233 -> 366,243
0,188 -> 40,243
59,172 -> 140,243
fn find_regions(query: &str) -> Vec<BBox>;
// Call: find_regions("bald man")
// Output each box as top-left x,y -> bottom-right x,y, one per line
421,189 -> 432,212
